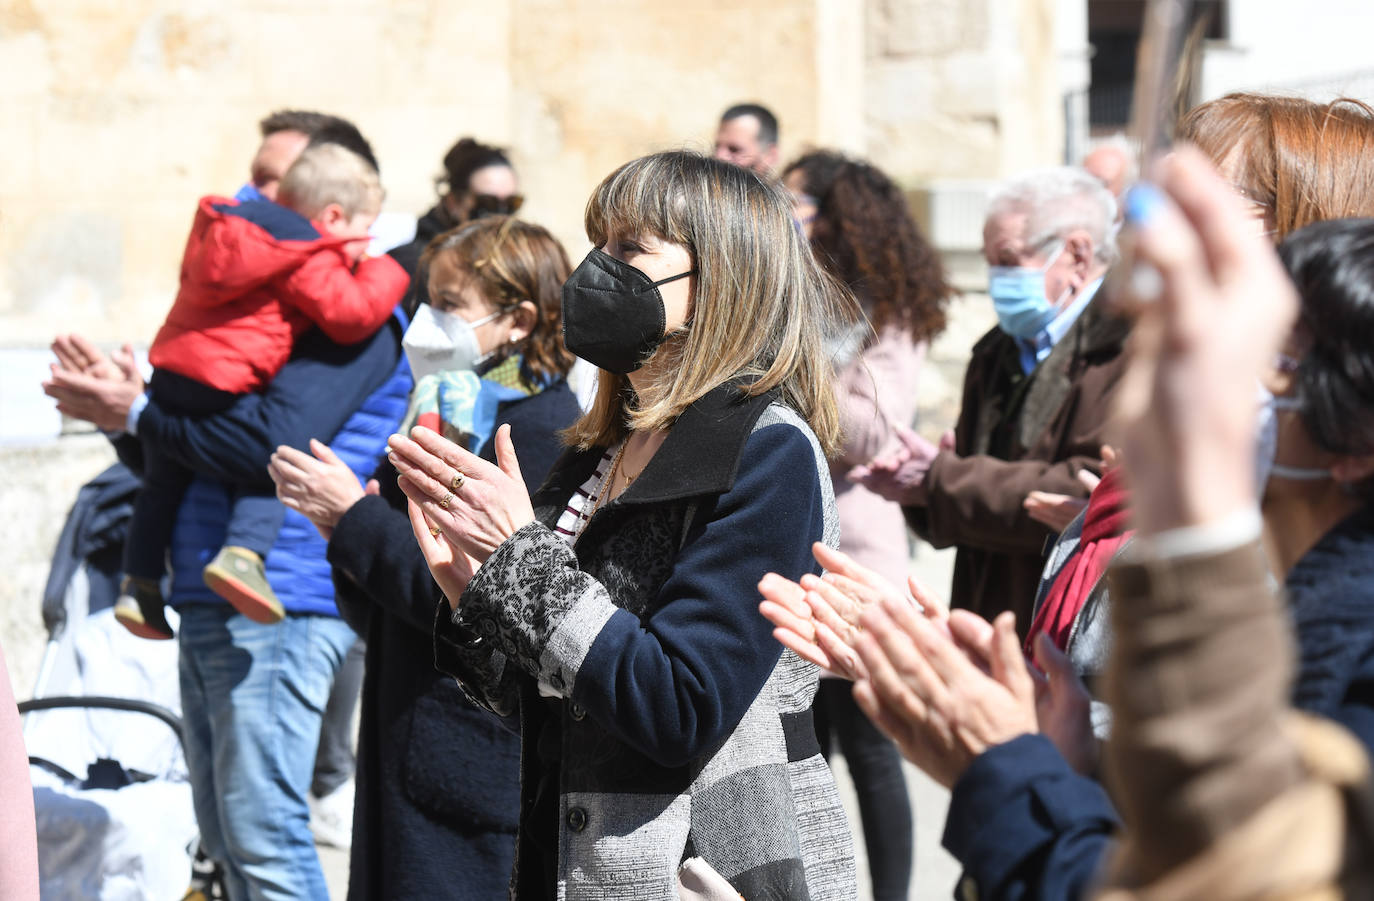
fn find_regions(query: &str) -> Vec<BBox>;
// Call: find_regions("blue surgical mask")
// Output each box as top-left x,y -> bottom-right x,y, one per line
988,242 -> 1068,339
1256,385 -> 1332,485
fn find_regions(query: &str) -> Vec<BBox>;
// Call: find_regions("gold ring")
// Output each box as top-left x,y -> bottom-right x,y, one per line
439,492 -> 453,509
451,471 -> 465,491
429,526 -> 442,537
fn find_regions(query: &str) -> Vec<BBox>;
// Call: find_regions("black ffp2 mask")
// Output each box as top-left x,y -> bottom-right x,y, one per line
560,248 -> 695,374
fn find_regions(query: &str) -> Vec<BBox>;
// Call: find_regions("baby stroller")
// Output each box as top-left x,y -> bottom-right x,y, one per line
20,462 -> 219,900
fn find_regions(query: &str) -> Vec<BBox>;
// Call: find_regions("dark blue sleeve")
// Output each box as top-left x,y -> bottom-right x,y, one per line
942,734 -> 1118,901
136,320 -> 402,485
327,481 -> 443,636
571,421 -> 825,766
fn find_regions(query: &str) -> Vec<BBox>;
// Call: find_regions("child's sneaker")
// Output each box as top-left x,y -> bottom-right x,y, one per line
114,576 -> 175,640
203,546 -> 285,624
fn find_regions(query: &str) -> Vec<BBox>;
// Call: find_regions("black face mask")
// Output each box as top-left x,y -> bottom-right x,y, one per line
561,248 -> 695,374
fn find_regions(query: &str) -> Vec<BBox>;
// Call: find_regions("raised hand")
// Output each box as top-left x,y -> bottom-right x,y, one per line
268,439 -> 366,540
405,498 -> 481,605
390,423 -> 534,564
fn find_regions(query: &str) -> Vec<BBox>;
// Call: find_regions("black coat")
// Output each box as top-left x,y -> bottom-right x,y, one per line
328,381 -> 581,901
1288,505 -> 1374,747
388,206 -> 453,313
388,205 -> 452,280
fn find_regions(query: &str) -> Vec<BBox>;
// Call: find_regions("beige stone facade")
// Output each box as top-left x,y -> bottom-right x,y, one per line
2,0 -> 1062,692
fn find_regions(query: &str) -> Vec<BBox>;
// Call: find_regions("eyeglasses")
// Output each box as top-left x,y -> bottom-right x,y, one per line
470,193 -> 525,218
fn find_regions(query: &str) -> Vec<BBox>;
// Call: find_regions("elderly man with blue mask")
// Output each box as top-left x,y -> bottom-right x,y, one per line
853,166 -> 1128,633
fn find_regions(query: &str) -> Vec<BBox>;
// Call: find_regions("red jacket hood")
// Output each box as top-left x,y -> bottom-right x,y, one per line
178,196 -> 352,307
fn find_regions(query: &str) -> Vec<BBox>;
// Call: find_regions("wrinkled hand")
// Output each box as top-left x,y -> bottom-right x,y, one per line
406,499 -> 481,606
389,423 -> 534,564
852,599 -> 1038,788
847,425 -> 941,505
1113,149 -> 1297,533
1029,634 -> 1098,774
43,337 -> 144,431
1023,445 -> 1119,532
268,439 -> 367,540
759,543 -> 948,680
1023,470 -> 1101,532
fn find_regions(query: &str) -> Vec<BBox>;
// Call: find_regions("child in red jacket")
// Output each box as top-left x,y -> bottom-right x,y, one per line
117,143 -> 409,640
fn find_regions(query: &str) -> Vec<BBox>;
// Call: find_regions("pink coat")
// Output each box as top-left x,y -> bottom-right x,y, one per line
830,323 -> 927,590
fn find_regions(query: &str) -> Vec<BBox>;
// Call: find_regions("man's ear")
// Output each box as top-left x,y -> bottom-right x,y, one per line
508,300 -> 538,345
1065,231 -> 1095,276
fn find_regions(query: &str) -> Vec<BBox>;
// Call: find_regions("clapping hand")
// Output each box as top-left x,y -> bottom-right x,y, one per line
389,424 -> 534,598
847,425 -> 942,505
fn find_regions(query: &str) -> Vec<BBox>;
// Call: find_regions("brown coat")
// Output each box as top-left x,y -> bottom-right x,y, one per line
1098,540 -> 1374,900
906,300 -> 1130,629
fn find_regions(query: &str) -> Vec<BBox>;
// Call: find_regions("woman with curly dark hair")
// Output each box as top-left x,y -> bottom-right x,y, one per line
782,149 -> 954,901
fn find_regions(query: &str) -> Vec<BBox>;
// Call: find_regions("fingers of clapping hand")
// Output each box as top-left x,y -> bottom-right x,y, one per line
1032,633 -> 1083,695
810,616 -> 866,681
946,610 -> 998,670
392,427 -> 497,483
893,425 -> 929,456
388,438 -> 471,506
757,573 -> 816,641
851,678 -> 933,772
267,445 -> 313,487
987,612 -> 1034,702
907,576 -> 948,623
51,333 -> 105,375
860,601 -> 952,715
812,543 -> 903,607
492,424 -> 525,485
309,437 -> 345,466
853,613 -> 934,728
113,344 -> 140,383
406,497 -> 447,562
1024,491 -> 1088,531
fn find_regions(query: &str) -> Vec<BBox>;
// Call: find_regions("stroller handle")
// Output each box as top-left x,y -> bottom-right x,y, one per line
18,695 -> 184,749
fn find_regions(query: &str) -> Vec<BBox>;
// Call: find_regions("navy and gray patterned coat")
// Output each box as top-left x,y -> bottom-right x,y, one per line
434,383 -> 857,900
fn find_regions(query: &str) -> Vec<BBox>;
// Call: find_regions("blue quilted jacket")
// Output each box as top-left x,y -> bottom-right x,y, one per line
167,318 -> 413,616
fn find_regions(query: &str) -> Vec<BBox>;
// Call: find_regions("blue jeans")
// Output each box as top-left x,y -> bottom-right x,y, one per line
178,605 -> 357,901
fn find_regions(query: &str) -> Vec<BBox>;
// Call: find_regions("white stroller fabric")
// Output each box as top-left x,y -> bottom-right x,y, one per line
28,606 -> 196,900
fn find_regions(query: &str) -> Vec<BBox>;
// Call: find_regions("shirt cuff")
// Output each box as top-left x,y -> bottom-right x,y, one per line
1127,507 -> 1262,562
125,391 -> 150,436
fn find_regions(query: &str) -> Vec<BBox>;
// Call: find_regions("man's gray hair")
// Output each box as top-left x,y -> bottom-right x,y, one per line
986,166 -> 1119,266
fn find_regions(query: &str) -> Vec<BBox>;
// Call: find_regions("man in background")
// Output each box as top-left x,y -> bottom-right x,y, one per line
713,102 -> 781,175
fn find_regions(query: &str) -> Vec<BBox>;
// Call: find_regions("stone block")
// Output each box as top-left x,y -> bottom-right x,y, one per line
874,0 -> 989,59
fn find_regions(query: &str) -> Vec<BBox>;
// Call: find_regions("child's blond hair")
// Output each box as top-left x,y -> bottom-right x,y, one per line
277,143 -> 383,219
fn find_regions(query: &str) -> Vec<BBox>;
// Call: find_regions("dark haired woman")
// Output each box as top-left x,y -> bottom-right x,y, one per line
782,150 -> 953,901
390,137 -> 523,285
1265,217 -> 1374,745
270,217 -> 580,900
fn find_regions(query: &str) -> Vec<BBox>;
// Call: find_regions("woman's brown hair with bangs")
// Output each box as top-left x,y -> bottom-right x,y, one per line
1177,92 -> 1374,240
419,216 -> 576,384
563,151 -> 858,455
